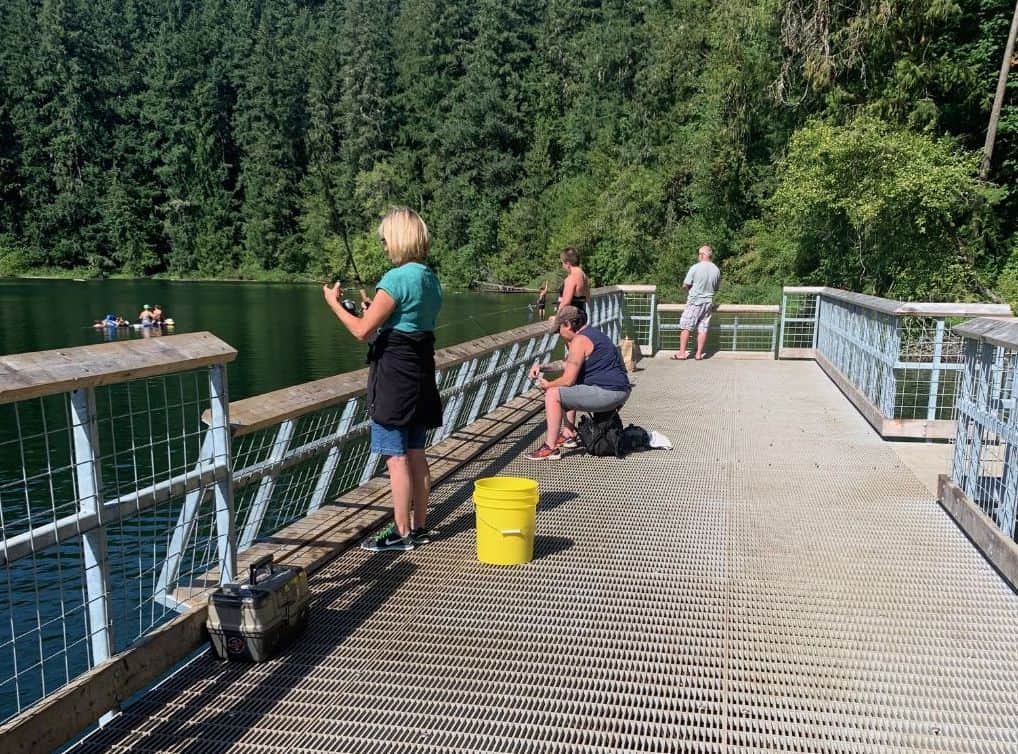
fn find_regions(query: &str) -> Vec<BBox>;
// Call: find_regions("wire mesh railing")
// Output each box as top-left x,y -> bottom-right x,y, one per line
778,287 -> 823,355
0,334 -> 237,727
778,287 -> 1012,438
949,319 -> 1018,544
0,288 -> 629,741
656,304 -> 779,355
616,285 -> 656,355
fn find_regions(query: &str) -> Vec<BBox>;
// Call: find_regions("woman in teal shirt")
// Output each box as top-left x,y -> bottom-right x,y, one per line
323,207 -> 443,552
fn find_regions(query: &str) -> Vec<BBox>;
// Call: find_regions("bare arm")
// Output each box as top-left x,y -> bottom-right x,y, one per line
559,275 -> 576,308
540,337 -> 590,389
323,284 -> 396,341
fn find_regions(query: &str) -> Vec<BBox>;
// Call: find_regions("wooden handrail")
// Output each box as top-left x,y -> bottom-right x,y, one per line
782,287 -> 1013,318
0,332 -> 237,405
954,317 -> 1018,349
657,304 -> 779,313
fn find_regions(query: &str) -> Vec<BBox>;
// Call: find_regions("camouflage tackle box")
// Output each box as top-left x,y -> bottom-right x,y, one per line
207,554 -> 309,662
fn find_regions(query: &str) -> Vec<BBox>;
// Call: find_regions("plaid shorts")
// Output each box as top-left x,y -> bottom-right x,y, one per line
679,302 -> 713,333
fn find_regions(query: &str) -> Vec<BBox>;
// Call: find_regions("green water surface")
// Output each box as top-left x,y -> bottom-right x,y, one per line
0,279 -> 539,398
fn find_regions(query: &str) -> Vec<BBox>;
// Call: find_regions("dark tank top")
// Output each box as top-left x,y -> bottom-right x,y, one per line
576,326 -> 630,392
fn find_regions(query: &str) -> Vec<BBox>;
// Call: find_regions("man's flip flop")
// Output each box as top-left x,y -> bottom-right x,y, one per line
670,352 -> 689,360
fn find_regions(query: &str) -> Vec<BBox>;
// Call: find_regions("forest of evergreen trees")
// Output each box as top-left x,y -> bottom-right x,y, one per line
1,0 -> 1017,303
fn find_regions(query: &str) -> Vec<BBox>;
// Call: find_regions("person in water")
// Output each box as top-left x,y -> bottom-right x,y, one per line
139,305 -> 154,325
323,207 -> 443,552
535,281 -> 548,318
556,246 -> 590,314
152,304 -> 164,324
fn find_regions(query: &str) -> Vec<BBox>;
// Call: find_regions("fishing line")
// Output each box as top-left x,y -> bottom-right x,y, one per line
433,302 -> 539,336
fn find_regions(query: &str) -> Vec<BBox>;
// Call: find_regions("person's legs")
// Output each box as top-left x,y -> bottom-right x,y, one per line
385,455 -> 413,536
677,328 -> 690,359
527,388 -> 565,460
544,386 -> 563,447
695,308 -> 713,359
407,448 -> 430,530
560,385 -> 631,415
365,421 -> 416,549
695,330 -> 708,359
563,409 -> 577,436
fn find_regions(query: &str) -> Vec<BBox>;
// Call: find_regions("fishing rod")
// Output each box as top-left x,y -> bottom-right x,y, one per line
321,224 -> 366,315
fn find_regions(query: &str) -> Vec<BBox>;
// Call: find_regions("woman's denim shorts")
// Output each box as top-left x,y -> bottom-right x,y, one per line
370,420 -> 428,456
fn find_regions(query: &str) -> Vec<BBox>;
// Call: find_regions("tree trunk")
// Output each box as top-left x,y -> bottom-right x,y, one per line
981,0 -> 1018,180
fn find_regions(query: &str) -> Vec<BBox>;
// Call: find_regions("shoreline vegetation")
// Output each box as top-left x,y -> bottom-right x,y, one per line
2,2 -> 1016,308
4,270 -> 780,306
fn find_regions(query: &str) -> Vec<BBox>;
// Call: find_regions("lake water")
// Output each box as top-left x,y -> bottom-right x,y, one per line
0,279 -> 538,399
0,278 -> 540,724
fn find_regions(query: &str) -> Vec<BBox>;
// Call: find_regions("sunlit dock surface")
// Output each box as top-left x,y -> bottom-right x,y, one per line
70,357 -> 1018,753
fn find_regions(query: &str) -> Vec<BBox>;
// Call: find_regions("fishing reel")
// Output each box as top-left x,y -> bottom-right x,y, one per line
326,273 -> 361,316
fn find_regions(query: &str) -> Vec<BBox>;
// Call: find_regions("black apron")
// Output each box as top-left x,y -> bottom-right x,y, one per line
367,329 -> 443,428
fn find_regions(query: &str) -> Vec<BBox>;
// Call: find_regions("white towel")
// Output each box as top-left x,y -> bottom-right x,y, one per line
648,431 -> 672,450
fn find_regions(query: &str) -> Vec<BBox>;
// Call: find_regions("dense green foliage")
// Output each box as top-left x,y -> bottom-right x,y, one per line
1,0 -> 1017,302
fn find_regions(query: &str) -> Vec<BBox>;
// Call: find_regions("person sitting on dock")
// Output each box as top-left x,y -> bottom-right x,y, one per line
526,305 -> 631,461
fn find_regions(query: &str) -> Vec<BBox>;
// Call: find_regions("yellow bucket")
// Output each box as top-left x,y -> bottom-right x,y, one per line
473,476 -> 539,565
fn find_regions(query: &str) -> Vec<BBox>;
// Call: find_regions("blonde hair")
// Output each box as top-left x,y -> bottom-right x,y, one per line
378,207 -> 430,265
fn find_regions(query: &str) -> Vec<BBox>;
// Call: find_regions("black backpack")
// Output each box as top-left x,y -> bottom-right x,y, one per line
576,410 -> 625,458
621,424 -> 650,452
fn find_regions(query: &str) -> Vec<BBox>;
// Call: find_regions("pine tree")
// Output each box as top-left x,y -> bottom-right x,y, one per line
233,0 -> 309,271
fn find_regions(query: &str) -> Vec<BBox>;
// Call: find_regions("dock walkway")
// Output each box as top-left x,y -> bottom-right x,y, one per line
73,358 -> 1018,753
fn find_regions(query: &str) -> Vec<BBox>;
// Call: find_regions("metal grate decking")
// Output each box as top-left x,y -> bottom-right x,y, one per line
72,359 -> 1018,753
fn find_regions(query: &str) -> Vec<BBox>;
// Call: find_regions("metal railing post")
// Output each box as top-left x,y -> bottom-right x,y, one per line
812,294 -> 821,349
155,433 -> 213,610
486,343 -> 520,413
778,293 -> 788,353
239,419 -> 295,549
307,398 -> 360,513
69,387 -> 114,716
507,337 -> 540,399
466,350 -> 502,425
926,319 -> 946,422
208,364 -> 236,585
648,291 -> 657,355
440,358 -> 479,440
